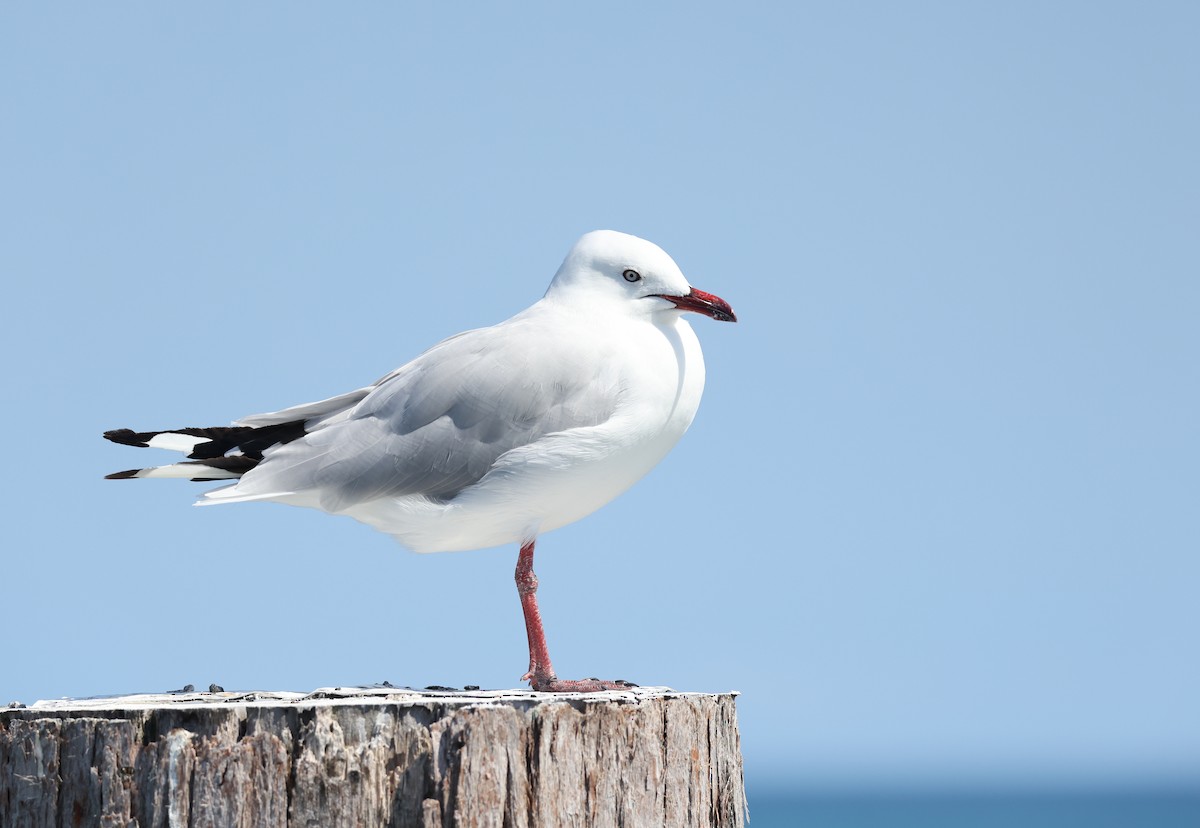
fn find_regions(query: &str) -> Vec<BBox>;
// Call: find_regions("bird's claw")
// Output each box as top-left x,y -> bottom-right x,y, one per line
527,673 -> 639,692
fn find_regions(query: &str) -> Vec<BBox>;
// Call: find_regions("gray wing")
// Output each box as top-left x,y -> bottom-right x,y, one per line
234,323 -> 617,511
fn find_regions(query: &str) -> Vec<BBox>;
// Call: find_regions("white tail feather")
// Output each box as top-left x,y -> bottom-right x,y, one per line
134,464 -> 242,480
196,486 -> 297,505
145,433 -> 210,453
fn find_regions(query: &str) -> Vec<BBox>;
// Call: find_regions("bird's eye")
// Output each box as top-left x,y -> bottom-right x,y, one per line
623,269 -> 642,282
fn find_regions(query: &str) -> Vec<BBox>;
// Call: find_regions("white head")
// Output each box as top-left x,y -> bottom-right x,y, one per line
545,230 -> 736,323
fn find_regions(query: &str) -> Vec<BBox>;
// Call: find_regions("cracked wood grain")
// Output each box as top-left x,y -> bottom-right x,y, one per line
0,689 -> 745,827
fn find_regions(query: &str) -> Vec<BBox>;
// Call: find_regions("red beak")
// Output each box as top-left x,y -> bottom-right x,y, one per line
654,288 -> 737,323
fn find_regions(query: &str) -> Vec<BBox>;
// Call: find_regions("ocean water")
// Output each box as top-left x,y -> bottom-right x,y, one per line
746,789 -> 1200,828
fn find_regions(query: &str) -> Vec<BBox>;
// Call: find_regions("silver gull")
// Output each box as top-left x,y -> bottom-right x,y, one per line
105,229 -> 736,691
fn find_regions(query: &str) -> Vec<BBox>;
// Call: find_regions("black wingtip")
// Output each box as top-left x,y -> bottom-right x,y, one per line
105,469 -> 142,480
104,429 -> 149,448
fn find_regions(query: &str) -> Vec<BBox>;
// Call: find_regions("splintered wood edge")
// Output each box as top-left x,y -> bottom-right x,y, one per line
17,686 -> 742,714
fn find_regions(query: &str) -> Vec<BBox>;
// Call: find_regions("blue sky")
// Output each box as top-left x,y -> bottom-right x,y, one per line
2,3 -> 1197,793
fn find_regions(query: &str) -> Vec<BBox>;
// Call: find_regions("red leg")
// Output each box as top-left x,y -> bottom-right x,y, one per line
514,540 -> 637,692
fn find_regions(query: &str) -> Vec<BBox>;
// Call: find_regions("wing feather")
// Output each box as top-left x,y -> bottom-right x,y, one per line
226,319 -> 619,511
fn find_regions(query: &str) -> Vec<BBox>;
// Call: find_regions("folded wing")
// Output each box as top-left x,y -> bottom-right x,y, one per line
205,323 -> 619,511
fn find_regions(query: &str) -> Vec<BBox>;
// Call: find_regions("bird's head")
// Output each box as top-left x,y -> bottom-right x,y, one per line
545,230 -> 737,324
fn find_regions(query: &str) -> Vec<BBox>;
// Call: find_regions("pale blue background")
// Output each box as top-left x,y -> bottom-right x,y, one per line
2,1 -> 1197,801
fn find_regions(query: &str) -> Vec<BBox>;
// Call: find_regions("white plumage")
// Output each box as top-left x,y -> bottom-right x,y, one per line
198,230 -> 729,551
105,229 -> 736,690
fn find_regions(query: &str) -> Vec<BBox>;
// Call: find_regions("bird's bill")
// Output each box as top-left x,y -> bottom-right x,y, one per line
655,288 -> 737,323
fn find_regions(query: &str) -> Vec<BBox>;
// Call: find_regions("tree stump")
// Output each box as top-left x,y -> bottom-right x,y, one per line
0,686 -> 745,827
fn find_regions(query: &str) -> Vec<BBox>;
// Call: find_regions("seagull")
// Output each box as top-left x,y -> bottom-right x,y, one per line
104,230 -> 736,692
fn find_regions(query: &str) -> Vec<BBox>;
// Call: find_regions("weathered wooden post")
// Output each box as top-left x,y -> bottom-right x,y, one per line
0,686 -> 746,827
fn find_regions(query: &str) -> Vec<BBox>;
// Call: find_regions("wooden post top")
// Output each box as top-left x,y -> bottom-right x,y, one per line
6,684 -> 738,715
1,686 -> 747,828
